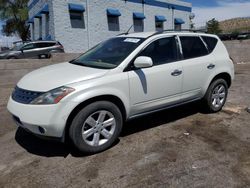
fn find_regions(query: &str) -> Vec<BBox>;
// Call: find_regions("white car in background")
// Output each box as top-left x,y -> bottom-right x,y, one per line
7,31 -> 234,154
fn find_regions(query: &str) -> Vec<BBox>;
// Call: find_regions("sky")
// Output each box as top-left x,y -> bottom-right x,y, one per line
185,0 -> 250,27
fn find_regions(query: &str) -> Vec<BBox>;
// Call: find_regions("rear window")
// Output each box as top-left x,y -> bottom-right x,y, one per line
180,36 -> 209,59
202,36 -> 218,52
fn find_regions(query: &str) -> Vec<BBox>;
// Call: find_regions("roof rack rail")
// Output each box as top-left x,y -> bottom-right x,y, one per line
117,29 -> 207,39
161,29 -> 205,33
146,29 -> 207,38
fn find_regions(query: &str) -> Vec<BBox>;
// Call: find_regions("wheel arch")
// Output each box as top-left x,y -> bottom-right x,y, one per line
210,72 -> 232,88
63,95 -> 127,142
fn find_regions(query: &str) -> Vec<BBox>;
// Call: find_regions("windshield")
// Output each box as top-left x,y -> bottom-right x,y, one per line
11,44 -> 24,51
70,37 -> 145,69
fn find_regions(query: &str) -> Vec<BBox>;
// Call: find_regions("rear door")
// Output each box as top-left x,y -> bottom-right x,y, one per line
35,42 -> 56,56
178,35 -> 213,101
128,36 -> 183,116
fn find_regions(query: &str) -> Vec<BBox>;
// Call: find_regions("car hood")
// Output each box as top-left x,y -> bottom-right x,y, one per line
0,50 -> 10,55
17,62 -> 110,91
0,50 -> 19,55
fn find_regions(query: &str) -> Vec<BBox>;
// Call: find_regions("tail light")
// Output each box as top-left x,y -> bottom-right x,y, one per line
58,45 -> 64,49
56,42 -> 64,50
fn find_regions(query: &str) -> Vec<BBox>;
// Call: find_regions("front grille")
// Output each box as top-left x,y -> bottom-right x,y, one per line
12,86 -> 44,104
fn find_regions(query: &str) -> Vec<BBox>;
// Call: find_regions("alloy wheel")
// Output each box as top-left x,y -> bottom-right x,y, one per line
82,110 -> 116,147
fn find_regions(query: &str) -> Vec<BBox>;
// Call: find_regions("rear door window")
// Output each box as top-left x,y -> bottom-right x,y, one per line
180,36 -> 209,59
36,42 -> 56,48
202,36 -> 218,52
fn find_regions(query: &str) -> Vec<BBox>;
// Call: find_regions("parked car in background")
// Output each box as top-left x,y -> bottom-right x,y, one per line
0,41 -> 64,59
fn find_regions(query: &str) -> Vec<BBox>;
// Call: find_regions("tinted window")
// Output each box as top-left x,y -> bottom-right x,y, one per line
107,16 -> 120,31
155,21 -> 163,31
180,36 -> 209,59
139,37 -> 178,65
70,11 -> 85,29
202,36 -> 218,52
36,42 -> 56,48
71,37 -> 145,69
22,43 -> 35,50
134,19 -> 144,32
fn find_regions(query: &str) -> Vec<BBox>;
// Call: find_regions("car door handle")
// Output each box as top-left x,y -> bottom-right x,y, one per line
207,64 -> 215,69
171,69 -> 182,76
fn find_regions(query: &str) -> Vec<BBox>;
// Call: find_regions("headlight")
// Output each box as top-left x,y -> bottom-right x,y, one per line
30,86 -> 75,105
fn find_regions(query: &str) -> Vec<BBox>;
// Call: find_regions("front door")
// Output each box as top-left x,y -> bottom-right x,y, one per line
21,43 -> 37,58
128,36 -> 183,116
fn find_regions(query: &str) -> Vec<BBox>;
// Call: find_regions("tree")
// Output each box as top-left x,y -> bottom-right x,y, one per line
206,18 -> 222,35
0,0 -> 30,41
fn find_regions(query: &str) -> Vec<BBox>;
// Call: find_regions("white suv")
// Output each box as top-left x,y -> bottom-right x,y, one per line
7,31 -> 234,153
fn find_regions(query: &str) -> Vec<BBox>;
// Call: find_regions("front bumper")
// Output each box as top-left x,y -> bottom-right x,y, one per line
7,96 -> 77,139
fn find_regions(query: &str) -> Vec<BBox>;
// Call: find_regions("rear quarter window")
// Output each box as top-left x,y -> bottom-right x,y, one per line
202,36 -> 218,52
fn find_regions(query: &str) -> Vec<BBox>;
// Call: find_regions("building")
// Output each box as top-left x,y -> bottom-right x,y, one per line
27,0 -> 192,53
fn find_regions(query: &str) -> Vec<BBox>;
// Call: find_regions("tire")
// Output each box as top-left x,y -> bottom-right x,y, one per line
203,79 -> 228,113
7,56 -> 17,59
47,53 -> 51,59
69,101 -> 123,154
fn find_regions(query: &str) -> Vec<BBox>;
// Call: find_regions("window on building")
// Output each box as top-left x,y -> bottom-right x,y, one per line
107,8 -> 121,31
174,24 -> 181,31
174,18 -> 185,31
139,37 -> 178,65
133,12 -> 145,32
107,17 -> 120,31
68,3 -> 85,29
134,19 -> 144,32
155,15 -> 166,31
70,11 -> 85,29
155,22 -> 163,31
180,36 -> 209,59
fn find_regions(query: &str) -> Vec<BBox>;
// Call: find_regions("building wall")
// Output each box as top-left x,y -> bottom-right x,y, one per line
28,0 -> 192,53
52,0 -> 89,53
28,0 -> 54,40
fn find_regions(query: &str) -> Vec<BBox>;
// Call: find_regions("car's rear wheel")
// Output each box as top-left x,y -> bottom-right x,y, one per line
203,79 -> 228,112
69,101 -> 123,154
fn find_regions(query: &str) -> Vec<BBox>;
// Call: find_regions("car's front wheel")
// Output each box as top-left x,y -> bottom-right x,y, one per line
69,101 -> 123,154
203,79 -> 228,112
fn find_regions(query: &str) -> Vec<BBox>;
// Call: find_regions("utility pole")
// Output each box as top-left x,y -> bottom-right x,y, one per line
86,0 -> 90,49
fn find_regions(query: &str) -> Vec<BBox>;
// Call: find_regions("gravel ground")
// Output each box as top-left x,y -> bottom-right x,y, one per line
0,64 -> 250,188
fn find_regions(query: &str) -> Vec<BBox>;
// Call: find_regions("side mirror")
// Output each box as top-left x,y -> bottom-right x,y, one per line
134,56 -> 153,69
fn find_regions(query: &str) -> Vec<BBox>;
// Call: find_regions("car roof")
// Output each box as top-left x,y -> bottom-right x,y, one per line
29,40 -> 58,43
118,31 -> 218,39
